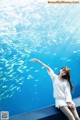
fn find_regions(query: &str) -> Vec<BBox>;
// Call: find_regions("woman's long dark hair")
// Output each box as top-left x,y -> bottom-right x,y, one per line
61,67 -> 74,92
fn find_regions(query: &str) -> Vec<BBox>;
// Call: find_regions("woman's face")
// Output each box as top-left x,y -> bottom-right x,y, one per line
60,68 -> 68,76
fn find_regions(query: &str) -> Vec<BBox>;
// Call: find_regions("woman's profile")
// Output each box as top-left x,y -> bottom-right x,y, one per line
31,58 -> 80,120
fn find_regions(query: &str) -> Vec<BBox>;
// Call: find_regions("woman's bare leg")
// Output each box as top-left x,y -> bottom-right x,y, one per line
59,106 -> 75,120
70,108 -> 80,120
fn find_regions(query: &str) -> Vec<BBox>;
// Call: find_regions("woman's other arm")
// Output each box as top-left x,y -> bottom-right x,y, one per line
65,81 -> 75,110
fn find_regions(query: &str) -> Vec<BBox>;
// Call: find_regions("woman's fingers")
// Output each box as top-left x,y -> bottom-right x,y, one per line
30,58 -> 38,62
69,104 -> 75,110
71,104 -> 75,110
68,103 -> 75,110
30,59 -> 36,62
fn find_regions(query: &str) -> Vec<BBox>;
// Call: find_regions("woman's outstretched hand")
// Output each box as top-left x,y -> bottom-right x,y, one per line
30,58 -> 49,70
30,58 -> 40,62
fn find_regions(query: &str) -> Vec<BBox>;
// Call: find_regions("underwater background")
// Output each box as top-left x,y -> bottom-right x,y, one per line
0,0 -> 80,117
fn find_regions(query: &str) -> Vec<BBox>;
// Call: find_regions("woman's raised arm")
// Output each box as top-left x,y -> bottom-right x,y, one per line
31,58 -> 51,71
31,58 -> 56,80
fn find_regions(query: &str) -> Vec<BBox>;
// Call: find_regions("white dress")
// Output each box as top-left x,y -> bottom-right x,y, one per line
47,68 -> 75,108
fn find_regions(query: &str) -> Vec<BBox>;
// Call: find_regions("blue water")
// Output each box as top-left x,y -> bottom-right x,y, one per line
0,0 -> 80,117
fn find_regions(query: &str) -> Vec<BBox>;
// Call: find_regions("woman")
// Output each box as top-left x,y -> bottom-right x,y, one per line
31,58 -> 80,120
